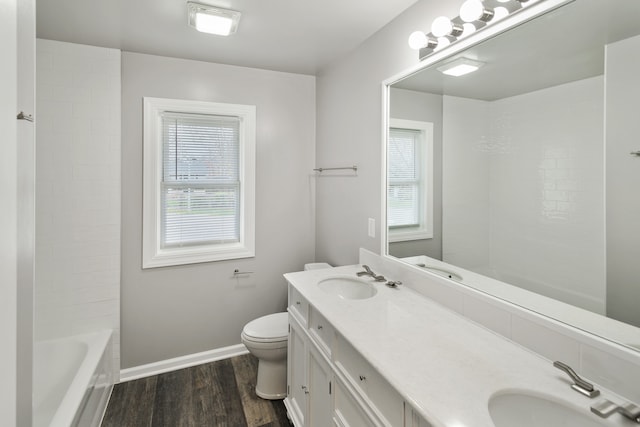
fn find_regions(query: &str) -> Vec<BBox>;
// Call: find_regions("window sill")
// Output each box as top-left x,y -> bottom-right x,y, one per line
388,228 -> 433,243
142,243 -> 254,269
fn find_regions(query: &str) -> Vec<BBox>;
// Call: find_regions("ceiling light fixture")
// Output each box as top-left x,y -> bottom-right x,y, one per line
437,58 -> 485,76
187,2 -> 241,36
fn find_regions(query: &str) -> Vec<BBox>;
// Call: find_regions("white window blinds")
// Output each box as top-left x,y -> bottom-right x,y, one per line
388,127 -> 421,228
161,112 -> 240,248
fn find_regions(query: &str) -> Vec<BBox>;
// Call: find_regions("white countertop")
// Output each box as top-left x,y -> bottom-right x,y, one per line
284,265 -> 636,427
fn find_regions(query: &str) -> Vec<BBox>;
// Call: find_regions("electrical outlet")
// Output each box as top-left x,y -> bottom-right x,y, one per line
368,218 -> 375,238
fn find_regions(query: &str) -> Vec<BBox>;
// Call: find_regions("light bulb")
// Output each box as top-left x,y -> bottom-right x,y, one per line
461,23 -> 477,37
431,16 -> 453,37
435,37 -> 451,50
493,6 -> 509,20
408,31 -> 428,50
460,0 -> 494,23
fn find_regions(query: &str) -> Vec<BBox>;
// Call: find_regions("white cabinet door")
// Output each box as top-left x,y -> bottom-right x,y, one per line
287,318 -> 307,426
307,344 -> 333,427
404,405 -> 434,427
334,377 -> 377,427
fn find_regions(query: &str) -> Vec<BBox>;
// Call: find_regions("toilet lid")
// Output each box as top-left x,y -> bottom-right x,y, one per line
243,312 -> 288,341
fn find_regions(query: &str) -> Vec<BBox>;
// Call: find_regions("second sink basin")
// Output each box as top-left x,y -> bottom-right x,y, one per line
317,276 -> 377,300
489,392 -> 607,427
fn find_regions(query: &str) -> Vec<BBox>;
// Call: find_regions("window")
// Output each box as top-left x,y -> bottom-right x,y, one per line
143,97 -> 256,268
387,118 -> 433,242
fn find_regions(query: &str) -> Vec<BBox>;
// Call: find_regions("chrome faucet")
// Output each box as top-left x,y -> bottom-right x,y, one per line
553,361 -> 600,397
356,265 -> 386,282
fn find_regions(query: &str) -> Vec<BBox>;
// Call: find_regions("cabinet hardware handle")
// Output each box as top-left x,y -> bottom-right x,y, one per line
317,325 -> 323,330
296,301 -> 301,305
359,375 -> 366,381
631,151 -> 640,156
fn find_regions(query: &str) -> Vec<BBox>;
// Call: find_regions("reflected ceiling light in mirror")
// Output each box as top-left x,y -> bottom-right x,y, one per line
187,2 -> 241,36
437,58 -> 485,76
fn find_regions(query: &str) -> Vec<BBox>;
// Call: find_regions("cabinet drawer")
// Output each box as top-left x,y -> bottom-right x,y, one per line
309,306 -> 334,356
289,285 -> 309,326
334,334 -> 369,396
367,370 -> 403,427
334,335 -> 403,427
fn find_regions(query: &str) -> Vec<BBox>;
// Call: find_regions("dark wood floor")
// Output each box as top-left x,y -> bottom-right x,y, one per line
102,354 -> 292,427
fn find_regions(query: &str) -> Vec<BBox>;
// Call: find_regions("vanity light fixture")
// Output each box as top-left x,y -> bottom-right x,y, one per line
409,0 -> 536,59
437,58 -> 485,76
187,2 -> 241,36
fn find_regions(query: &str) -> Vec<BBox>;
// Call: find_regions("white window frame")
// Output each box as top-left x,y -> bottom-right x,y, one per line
388,118 -> 434,243
142,97 -> 256,268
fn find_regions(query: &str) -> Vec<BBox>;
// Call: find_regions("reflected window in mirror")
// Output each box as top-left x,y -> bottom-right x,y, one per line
387,119 -> 433,243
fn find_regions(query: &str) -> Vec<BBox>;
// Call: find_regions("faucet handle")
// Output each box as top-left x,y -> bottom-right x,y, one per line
591,399 -> 640,423
553,361 -> 600,398
619,402 -> 640,423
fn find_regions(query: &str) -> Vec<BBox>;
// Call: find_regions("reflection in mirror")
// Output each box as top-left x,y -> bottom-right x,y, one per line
385,0 -> 640,351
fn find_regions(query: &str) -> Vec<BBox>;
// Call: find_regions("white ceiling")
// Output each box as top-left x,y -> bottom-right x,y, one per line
36,0 -> 419,75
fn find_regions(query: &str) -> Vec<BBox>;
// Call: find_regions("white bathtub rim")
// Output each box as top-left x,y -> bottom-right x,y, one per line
37,330 -> 112,427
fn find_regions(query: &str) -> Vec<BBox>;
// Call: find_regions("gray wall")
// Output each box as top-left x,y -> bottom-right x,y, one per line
121,52 -> 316,368
606,34 -> 640,327
388,87 -> 443,260
315,0 -> 460,266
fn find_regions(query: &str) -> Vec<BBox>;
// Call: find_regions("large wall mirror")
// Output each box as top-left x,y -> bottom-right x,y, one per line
384,0 -> 640,352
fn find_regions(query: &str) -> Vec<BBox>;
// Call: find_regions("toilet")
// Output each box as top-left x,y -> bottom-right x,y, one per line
241,262 -> 332,400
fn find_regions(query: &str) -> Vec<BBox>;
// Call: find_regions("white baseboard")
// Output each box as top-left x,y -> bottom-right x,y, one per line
119,343 -> 249,383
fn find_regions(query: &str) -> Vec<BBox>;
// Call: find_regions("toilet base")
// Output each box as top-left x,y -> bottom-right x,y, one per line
255,358 -> 287,400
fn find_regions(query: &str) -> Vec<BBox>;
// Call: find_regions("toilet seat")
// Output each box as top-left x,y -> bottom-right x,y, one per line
242,312 -> 288,343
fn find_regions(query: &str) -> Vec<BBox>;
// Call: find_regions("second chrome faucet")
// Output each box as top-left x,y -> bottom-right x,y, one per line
356,265 -> 386,282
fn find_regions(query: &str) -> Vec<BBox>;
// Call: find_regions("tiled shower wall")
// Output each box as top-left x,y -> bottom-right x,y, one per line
35,39 -> 121,374
442,76 -> 605,314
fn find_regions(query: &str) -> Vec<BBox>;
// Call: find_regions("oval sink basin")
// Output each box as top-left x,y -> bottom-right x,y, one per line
317,276 -> 377,300
489,393 -> 607,427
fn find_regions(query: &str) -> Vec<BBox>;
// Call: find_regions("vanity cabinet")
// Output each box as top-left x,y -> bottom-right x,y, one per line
287,312 -> 334,427
285,283 -> 410,427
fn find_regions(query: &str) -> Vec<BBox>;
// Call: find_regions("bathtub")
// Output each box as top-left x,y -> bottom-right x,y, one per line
33,330 -> 114,427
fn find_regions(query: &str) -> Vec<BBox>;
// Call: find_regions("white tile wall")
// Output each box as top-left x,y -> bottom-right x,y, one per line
442,77 -> 606,315
35,39 -> 121,375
